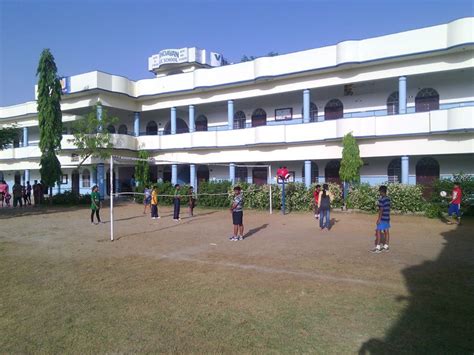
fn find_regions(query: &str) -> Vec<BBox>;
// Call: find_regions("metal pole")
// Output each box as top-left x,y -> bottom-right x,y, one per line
282,180 -> 286,215
110,157 -> 114,241
268,165 -> 272,214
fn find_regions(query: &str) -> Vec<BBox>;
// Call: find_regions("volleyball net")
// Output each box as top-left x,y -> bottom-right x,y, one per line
108,155 -> 273,241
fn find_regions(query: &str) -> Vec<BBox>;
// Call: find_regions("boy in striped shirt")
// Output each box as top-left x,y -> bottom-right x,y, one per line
371,185 -> 391,253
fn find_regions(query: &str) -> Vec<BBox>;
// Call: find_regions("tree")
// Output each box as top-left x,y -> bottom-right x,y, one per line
241,52 -> 279,62
339,132 -> 364,203
0,126 -> 19,150
135,150 -> 150,187
37,49 -> 63,199
68,103 -> 118,167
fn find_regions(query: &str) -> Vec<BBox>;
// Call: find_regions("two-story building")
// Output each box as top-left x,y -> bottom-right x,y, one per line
1,17 -> 473,199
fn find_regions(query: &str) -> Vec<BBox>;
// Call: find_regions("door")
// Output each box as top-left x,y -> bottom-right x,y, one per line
71,171 -> 80,195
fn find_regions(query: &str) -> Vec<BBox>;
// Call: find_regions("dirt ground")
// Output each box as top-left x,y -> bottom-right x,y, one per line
1,203 -> 473,353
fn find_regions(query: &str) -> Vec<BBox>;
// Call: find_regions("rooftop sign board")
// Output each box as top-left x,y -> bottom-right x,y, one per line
148,47 -> 223,72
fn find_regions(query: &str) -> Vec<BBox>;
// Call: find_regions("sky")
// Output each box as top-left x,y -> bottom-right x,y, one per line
0,0 -> 473,107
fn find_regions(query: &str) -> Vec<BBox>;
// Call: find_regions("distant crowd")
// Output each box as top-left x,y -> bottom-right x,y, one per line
0,180 -> 48,208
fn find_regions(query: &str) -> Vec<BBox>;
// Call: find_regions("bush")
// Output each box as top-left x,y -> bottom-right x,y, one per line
52,191 -> 91,205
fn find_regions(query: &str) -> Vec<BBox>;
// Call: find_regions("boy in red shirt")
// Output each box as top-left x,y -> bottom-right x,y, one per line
448,182 -> 462,225
313,184 -> 321,219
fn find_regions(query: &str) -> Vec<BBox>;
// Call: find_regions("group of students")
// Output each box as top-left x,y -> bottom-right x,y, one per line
142,184 -> 197,221
0,180 -> 47,208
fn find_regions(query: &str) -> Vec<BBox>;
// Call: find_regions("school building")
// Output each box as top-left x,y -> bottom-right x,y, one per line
0,17 -> 473,198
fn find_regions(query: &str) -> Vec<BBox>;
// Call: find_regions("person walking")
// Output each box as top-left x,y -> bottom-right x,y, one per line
318,184 -> 332,230
90,185 -> 101,224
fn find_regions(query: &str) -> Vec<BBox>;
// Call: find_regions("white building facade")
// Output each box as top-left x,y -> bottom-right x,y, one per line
1,18 -> 473,198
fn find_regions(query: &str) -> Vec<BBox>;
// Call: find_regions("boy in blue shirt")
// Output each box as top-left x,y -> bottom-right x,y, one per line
371,185 -> 391,253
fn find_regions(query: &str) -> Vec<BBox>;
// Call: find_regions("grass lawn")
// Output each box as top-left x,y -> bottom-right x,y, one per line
1,204 -> 473,353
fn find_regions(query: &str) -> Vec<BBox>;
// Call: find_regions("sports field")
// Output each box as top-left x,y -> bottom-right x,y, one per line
1,204 -> 473,353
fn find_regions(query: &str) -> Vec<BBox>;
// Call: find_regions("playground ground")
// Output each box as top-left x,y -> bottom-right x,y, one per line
1,203 -> 473,353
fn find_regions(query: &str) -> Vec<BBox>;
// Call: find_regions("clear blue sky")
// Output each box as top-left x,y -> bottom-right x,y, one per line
1,0 -> 473,106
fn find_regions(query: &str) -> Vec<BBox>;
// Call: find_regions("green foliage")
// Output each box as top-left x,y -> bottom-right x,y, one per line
429,173 -> 474,216
339,132 -> 363,184
241,52 -> 279,62
68,104 -> 118,166
51,191 -> 91,205
0,126 -> 20,150
196,181 -> 232,208
347,183 -> 425,213
37,49 -> 63,189
134,150 -> 150,187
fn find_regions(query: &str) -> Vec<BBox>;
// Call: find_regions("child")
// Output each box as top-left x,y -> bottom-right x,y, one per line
26,181 -> 32,205
4,192 -> 11,207
229,186 -> 244,241
313,184 -> 321,219
447,182 -> 462,225
318,184 -> 332,230
371,185 -> 391,253
143,185 -> 151,214
188,186 -> 196,217
173,184 -> 181,221
150,185 -> 160,219
90,185 -> 101,224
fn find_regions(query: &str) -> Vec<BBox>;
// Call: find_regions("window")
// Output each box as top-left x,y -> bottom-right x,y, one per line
251,108 -> 267,127
107,125 -> 116,133
324,99 -> 343,120
387,158 -> 401,183
235,166 -> 248,182
301,102 -> 318,122
164,118 -> 189,135
118,124 -> 128,135
195,115 -> 208,131
387,92 -> 399,115
234,111 -> 246,129
415,88 -> 439,112
146,121 -> 158,135
82,169 -> 91,188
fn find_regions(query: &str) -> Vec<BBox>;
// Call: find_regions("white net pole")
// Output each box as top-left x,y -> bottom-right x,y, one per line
268,165 -> 272,214
110,157 -> 114,242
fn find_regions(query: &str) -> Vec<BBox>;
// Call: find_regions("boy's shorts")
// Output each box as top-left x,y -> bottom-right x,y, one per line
232,211 -> 243,225
448,203 -> 461,217
376,221 -> 391,231
144,197 -> 151,205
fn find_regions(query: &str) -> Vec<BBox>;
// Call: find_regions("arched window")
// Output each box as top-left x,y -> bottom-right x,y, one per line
302,162 -> 319,183
197,165 -> 209,184
301,102 -> 318,122
164,118 -> 189,135
415,88 -> 439,112
251,108 -> 267,127
82,169 -> 91,188
146,121 -> 158,135
387,158 -> 401,183
71,170 -> 80,195
235,166 -> 248,182
234,111 -> 246,129
325,160 -> 341,184
387,92 -> 399,115
324,99 -> 343,120
195,115 -> 208,132
107,125 -> 116,134
118,124 -> 128,135
416,157 -> 440,198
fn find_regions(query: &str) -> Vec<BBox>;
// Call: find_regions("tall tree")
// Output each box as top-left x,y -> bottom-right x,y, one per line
0,126 -> 19,150
68,103 -> 118,167
37,49 -> 63,198
135,150 -> 151,187
339,132 -> 364,203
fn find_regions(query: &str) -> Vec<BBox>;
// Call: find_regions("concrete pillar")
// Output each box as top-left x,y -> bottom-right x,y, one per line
304,160 -> 311,188
227,100 -> 234,130
247,167 -> 252,184
229,163 -> 235,184
97,104 -> 103,132
399,76 -> 407,114
171,107 -> 177,135
401,156 -> 409,184
97,163 -> 105,200
171,164 -> 178,185
24,169 -> 30,185
133,112 -> 141,137
303,89 -> 310,123
188,105 -> 195,133
190,164 -> 196,188
22,127 -> 29,147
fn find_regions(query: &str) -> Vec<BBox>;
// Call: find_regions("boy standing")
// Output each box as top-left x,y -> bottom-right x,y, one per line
448,182 -> 462,225
173,184 -> 181,221
143,185 -> 151,214
229,186 -> 244,241
371,185 -> 391,253
313,184 -> 321,219
188,186 -> 196,217
150,185 -> 160,219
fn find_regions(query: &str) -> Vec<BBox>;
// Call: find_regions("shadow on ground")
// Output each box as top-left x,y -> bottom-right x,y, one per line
244,224 -> 269,239
358,218 -> 474,354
